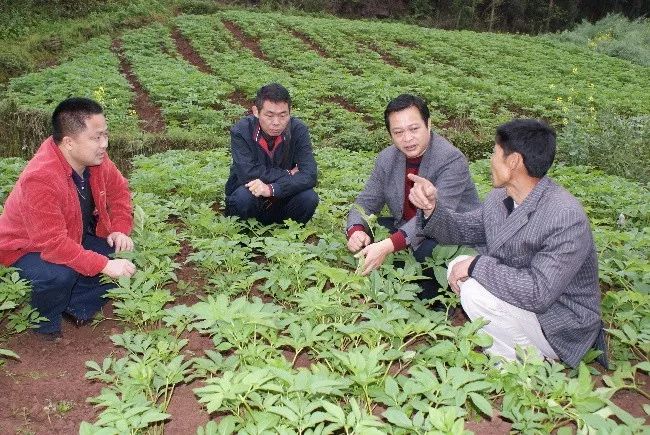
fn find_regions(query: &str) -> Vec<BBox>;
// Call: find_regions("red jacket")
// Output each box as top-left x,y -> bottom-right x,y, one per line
0,137 -> 133,276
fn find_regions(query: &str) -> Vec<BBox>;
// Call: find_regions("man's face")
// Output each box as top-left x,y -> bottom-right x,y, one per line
65,114 -> 109,173
490,142 -> 513,188
388,106 -> 431,159
253,100 -> 290,137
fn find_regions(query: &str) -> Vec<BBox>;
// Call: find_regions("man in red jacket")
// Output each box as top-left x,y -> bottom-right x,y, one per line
0,97 -> 136,340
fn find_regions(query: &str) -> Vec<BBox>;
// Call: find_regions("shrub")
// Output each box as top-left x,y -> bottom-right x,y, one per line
557,109 -> 650,184
549,14 -> 650,66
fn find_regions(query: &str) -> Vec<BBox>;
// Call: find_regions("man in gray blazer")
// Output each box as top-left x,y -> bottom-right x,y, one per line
346,94 -> 479,298
409,119 -> 607,368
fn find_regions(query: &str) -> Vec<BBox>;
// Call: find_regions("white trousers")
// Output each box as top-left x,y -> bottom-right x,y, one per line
449,255 -> 558,362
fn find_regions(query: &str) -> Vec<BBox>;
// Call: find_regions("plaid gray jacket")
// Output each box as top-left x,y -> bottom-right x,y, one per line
419,176 -> 607,368
346,133 -> 479,249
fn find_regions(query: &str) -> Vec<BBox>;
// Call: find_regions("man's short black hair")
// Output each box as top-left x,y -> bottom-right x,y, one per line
384,94 -> 430,131
255,83 -> 291,111
52,97 -> 103,144
495,119 -> 556,178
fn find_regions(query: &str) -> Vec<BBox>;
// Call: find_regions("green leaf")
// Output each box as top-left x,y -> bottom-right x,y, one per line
635,361 -> 650,374
433,266 -> 449,290
321,401 -> 345,424
0,348 -> 19,359
469,392 -> 492,418
384,376 -> 399,398
383,407 -> 413,429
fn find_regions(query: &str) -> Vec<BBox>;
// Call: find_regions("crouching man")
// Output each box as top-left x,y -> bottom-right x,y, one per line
346,94 -> 479,300
0,97 -> 136,340
409,119 -> 607,368
225,83 -> 319,225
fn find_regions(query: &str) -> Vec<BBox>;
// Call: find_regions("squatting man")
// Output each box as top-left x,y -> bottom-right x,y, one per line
408,119 -> 607,368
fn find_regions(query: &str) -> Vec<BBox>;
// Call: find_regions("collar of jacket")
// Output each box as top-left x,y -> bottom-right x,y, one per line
45,136 -> 102,180
488,176 -> 552,253
393,132 -> 438,169
253,122 -> 285,157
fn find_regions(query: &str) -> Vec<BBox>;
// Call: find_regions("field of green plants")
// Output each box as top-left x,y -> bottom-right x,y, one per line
1,147 -> 649,433
3,9 -> 649,162
0,7 -> 649,434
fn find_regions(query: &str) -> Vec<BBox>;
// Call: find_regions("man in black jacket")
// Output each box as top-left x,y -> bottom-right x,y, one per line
225,83 -> 319,224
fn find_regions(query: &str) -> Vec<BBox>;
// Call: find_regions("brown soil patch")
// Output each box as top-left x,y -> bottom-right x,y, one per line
395,39 -> 418,49
164,381 -> 210,433
450,306 -> 469,327
282,349 -> 315,369
325,96 -> 375,125
440,115 -> 476,132
289,30 -> 330,58
170,27 -> 213,74
111,38 -> 166,133
170,240 -> 208,297
466,412 -> 512,433
249,286 -> 273,304
227,90 -> 251,117
211,200 -> 224,214
0,305 -> 124,434
222,20 -> 268,61
359,42 -> 403,69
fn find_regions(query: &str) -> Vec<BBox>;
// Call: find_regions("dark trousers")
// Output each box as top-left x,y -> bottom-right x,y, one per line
12,235 -> 115,334
378,217 -> 440,300
226,186 -> 319,225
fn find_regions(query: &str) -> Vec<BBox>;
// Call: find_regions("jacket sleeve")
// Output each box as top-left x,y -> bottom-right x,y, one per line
433,152 -> 474,211
418,201 -> 486,246
396,216 -> 418,248
230,127 -> 291,184
269,121 -> 318,198
398,152 -> 474,248
470,208 -> 592,313
19,177 -> 108,276
346,154 -> 386,234
104,157 -> 133,235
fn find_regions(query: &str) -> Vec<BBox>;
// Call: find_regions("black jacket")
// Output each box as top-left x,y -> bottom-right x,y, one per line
225,115 -> 318,198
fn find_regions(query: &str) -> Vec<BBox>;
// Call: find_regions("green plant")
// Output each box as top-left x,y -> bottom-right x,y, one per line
83,331 -> 190,433
549,14 -> 650,67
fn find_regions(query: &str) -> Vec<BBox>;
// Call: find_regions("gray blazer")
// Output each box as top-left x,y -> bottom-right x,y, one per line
419,176 -> 605,368
347,133 -> 479,249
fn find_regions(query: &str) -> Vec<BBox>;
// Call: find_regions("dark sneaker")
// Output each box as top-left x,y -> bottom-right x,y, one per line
63,312 -> 93,328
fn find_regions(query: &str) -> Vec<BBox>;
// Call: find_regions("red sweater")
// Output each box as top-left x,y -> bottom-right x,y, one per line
0,137 -> 133,276
347,156 -> 422,251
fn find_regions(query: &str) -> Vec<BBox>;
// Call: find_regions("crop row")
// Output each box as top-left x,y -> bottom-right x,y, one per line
4,10 -> 649,157
4,148 -> 647,432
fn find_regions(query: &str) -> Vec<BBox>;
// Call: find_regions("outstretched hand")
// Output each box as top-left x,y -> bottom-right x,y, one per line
107,232 -> 134,253
407,174 -> 437,218
347,230 -> 371,253
354,238 -> 394,276
102,258 -> 136,278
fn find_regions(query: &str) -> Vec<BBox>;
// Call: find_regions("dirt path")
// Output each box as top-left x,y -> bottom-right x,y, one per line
170,27 -> 213,74
0,307 -> 124,434
289,30 -> 331,58
222,20 -> 268,62
111,38 -> 166,134
325,96 -> 375,125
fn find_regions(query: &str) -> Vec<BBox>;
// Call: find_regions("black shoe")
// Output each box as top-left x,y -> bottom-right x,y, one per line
63,312 -> 93,328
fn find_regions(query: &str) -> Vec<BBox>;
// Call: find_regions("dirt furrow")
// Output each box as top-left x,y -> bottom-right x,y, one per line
222,20 -> 268,61
170,27 -> 213,74
111,38 -> 166,133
